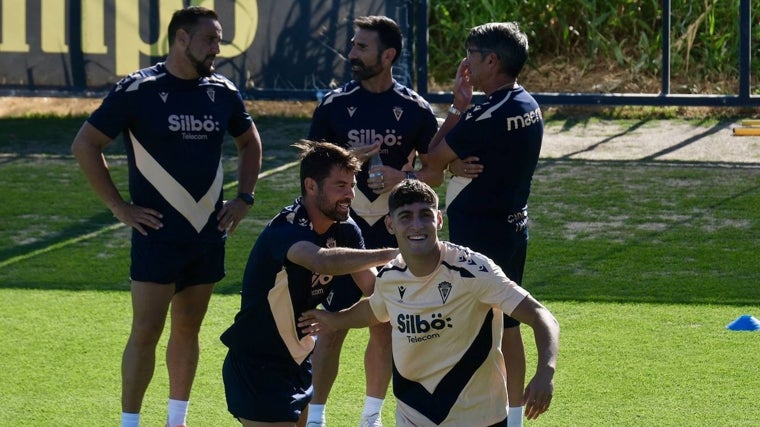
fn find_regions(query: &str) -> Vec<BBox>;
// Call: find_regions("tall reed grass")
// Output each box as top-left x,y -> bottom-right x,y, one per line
428,0 -> 759,94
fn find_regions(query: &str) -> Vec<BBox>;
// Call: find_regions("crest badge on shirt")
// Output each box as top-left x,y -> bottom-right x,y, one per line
437,281 -> 452,304
347,106 -> 357,117
159,92 -> 169,103
393,106 -> 403,121
206,87 -> 215,103
397,286 -> 406,301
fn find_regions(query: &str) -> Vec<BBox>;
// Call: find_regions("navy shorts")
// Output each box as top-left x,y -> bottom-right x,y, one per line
222,351 -> 312,423
130,239 -> 225,291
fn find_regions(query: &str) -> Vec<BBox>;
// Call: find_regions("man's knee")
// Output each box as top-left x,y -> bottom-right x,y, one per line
367,322 -> 392,345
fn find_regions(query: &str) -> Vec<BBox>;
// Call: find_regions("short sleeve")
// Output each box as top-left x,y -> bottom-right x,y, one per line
368,292 -> 390,323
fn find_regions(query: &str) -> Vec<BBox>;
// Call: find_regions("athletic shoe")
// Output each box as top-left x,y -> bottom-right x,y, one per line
306,422 -> 326,427
360,413 -> 382,427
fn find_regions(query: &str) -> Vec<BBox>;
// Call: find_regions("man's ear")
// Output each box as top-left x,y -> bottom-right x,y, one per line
384,214 -> 395,235
487,52 -> 497,66
175,28 -> 190,47
304,177 -> 317,195
436,210 -> 444,231
383,47 -> 397,65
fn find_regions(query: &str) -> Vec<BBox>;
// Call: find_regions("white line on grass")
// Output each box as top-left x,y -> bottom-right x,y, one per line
0,161 -> 300,269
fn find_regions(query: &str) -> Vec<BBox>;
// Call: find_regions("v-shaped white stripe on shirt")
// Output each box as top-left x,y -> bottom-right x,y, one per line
130,130 -> 222,233
352,190 -> 390,225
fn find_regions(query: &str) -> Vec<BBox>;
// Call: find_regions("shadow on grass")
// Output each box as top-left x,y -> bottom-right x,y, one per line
639,121 -> 733,162
0,210 -> 122,263
2,117 -> 758,306
527,174 -> 760,306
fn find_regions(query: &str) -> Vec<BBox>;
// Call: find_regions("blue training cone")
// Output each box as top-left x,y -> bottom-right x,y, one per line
726,315 -> 760,331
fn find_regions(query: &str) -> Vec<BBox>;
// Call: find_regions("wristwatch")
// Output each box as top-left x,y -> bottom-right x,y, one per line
448,104 -> 463,117
237,192 -> 255,206
406,171 -> 418,180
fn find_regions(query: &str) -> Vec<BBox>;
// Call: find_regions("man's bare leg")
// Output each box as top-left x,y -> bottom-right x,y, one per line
121,281 -> 174,413
361,321 -> 392,426
503,326 -> 526,426
307,328 -> 349,425
166,283 -> 214,400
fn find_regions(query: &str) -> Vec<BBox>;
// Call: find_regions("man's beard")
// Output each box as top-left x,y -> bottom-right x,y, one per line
350,57 -> 383,81
316,192 -> 350,222
187,49 -> 215,77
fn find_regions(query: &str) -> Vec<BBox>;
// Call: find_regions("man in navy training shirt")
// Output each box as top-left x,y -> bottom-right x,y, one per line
220,140 -> 398,427
307,15 -> 438,427
71,6 -> 262,427
412,22 -> 546,427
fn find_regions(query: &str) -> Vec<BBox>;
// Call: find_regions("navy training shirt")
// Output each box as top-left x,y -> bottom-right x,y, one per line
88,62 -> 253,243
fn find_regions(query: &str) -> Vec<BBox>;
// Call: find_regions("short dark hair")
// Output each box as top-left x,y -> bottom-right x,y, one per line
388,179 -> 439,214
167,6 -> 219,46
293,140 -> 363,196
354,15 -> 403,64
465,22 -> 529,78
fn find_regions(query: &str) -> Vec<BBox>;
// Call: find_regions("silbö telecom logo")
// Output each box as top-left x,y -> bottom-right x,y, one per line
347,128 -> 403,147
397,313 -> 452,343
168,114 -> 220,140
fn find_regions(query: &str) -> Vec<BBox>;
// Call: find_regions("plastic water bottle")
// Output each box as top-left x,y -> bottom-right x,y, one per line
369,152 -> 383,179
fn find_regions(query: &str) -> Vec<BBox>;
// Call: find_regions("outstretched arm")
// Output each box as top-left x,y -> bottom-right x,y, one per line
299,299 -> 380,334
287,241 -> 398,276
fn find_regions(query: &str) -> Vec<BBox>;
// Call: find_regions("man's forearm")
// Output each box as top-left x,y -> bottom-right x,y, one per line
312,247 -> 398,275
334,299 -> 379,329
532,309 -> 559,375
235,129 -> 262,195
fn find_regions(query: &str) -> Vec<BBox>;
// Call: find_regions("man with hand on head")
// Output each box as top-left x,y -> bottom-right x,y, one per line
413,22 -> 545,426
299,179 -> 559,427
71,6 -> 262,427
307,15 -> 439,427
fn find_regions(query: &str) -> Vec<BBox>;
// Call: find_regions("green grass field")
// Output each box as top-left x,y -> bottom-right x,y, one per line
1,114 -> 759,426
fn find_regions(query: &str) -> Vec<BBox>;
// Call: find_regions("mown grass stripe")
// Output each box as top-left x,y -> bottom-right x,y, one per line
0,160 -> 300,269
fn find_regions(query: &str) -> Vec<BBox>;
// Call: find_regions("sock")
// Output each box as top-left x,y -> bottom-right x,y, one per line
121,412 -> 139,427
167,399 -> 189,427
507,406 -> 524,427
306,403 -> 326,424
361,396 -> 384,418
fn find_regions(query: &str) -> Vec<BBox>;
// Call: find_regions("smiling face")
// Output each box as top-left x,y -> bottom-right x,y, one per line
385,201 -> 443,260
312,165 -> 357,222
183,17 -> 222,77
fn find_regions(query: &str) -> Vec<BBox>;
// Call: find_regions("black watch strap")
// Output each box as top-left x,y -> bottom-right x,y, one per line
237,192 -> 255,206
